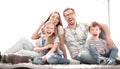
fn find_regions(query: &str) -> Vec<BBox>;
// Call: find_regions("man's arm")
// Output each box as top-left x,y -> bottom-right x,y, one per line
99,23 -> 115,48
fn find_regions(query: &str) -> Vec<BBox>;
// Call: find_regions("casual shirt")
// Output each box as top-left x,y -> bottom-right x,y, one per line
65,22 -> 88,58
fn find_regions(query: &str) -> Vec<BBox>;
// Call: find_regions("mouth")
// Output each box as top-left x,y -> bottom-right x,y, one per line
47,32 -> 51,35
93,34 -> 97,36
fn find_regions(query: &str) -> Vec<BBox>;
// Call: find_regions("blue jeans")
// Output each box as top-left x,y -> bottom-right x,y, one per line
89,46 -> 107,64
75,50 -> 98,64
102,46 -> 118,60
33,53 -> 70,65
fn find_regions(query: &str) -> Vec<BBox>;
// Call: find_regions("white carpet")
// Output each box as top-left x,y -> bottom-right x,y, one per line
0,63 -> 120,69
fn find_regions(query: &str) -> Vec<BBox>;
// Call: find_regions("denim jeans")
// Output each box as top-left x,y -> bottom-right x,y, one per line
102,46 -> 118,60
33,53 -> 70,65
75,50 -> 98,64
89,46 -> 107,64
4,38 -> 40,58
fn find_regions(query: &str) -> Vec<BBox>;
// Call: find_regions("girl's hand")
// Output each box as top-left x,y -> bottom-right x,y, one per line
42,56 -> 47,62
34,48 -> 41,53
47,44 -> 53,48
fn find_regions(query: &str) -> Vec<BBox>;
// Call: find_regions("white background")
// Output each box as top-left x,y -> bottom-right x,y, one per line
0,0 -> 119,56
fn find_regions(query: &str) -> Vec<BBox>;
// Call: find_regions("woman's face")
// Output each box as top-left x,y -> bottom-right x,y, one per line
49,13 -> 60,26
44,23 -> 55,37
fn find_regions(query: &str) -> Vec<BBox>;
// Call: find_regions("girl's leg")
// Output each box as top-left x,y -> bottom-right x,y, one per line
5,38 -> 34,54
47,53 -> 70,64
33,56 -> 45,65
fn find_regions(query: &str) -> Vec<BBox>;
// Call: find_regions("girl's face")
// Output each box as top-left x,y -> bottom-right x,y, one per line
44,23 -> 55,37
90,26 -> 101,38
49,13 -> 60,26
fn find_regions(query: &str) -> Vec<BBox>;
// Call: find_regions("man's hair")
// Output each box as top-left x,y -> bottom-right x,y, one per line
63,8 -> 75,16
89,21 -> 102,31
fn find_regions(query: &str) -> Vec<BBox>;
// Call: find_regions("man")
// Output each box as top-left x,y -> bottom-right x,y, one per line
63,8 -> 118,64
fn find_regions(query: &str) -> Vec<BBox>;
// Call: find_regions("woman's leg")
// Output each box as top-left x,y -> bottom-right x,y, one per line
5,37 -> 34,54
15,50 -> 40,58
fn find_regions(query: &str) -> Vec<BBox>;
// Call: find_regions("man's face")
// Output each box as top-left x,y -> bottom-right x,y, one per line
64,9 -> 76,25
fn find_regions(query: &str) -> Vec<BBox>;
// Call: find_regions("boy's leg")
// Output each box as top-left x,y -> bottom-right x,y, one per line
105,46 -> 118,65
5,38 -> 34,53
89,46 -> 107,64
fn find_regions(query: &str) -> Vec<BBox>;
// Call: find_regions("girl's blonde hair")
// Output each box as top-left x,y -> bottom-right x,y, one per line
42,21 -> 57,44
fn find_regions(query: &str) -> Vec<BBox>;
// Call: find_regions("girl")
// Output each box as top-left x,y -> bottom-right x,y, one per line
33,21 -> 69,64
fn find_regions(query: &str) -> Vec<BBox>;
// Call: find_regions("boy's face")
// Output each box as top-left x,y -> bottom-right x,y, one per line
44,23 -> 55,37
89,26 -> 101,38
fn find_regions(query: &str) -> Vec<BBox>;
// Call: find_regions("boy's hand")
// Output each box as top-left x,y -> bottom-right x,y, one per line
98,50 -> 103,54
42,56 -> 47,62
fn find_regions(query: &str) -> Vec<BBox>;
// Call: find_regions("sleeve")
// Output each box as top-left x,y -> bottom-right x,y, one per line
84,39 -> 90,49
54,37 -> 60,43
58,25 -> 64,36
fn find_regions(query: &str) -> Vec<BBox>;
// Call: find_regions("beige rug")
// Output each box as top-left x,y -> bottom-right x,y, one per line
0,63 -> 120,69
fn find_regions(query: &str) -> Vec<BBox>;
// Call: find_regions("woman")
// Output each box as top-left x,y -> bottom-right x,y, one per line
4,11 -> 67,60
32,11 -> 67,58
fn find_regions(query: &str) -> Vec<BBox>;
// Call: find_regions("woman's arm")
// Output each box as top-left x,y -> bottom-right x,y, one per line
31,22 -> 44,40
99,23 -> 115,48
58,26 -> 67,58
59,33 -> 67,58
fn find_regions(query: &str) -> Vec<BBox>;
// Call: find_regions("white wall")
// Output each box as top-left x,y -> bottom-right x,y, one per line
110,0 -> 120,56
0,0 -> 108,53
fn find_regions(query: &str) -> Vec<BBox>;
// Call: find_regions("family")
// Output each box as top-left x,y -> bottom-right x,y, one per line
1,8 -> 119,65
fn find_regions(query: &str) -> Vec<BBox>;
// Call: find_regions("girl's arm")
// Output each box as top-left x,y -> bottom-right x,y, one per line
34,44 -> 51,52
45,42 -> 58,57
31,22 -> 44,40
